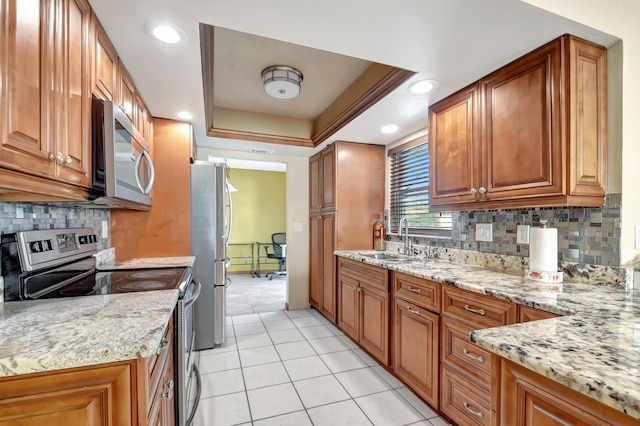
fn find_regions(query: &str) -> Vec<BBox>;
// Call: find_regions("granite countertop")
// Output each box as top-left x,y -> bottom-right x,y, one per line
335,250 -> 640,420
97,256 -> 195,270
0,290 -> 179,378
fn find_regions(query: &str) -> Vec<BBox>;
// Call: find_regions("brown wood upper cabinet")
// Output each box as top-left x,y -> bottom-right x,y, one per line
429,34 -> 607,211
0,0 -> 92,191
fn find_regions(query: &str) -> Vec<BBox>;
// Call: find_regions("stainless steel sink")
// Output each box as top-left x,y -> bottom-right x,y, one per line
359,252 -> 409,261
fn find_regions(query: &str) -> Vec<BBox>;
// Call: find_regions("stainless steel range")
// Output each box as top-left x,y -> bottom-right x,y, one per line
1,227 -> 201,426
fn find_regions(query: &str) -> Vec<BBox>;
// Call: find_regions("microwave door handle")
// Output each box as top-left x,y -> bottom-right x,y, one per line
134,149 -> 155,194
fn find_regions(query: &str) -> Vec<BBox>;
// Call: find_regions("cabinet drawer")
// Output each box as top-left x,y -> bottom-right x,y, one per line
441,317 -> 491,389
441,286 -> 516,328
147,316 -> 174,402
518,305 -> 560,322
393,272 -> 440,313
338,257 -> 388,293
440,364 -> 491,426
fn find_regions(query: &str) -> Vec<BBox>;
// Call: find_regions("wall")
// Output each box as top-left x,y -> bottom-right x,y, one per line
197,147 -> 309,310
0,203 -> 111,300
520,0 -> 640,267
227,169 -> 286,273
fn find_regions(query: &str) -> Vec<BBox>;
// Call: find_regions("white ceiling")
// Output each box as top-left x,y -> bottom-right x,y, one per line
87,0 -> 619,158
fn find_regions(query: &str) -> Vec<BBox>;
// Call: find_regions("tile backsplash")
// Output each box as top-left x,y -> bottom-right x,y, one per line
0,202 -> 112,302
391,193 -> 622,267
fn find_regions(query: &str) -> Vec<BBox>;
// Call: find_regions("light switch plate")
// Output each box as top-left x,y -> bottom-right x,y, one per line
102,220 -> 109,239
476,223 -> 493,242
517,225 -> 530,244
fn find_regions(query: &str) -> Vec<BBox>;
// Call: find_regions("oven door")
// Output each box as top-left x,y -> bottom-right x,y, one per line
178,278 -> 202,426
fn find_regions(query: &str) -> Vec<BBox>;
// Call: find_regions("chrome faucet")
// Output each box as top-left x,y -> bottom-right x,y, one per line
399,216 -> 411,255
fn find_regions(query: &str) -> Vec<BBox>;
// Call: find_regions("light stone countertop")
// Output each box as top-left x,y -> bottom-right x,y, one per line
335,250 -> 640,420
97,256 -> 195,270
0,290 -> 179,378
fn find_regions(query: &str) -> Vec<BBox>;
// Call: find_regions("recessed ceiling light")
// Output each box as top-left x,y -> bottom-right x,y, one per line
381,124 -> 399,134
408,79 -> 439,95
176,111 -> 195,120
148,23 -> 186,44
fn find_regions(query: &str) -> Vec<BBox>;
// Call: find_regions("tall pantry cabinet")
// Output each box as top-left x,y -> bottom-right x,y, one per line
309,141 -> 385,323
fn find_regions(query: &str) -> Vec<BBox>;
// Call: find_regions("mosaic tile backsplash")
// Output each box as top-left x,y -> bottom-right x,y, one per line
0,202 -> 112,302
390,193 -> 622,268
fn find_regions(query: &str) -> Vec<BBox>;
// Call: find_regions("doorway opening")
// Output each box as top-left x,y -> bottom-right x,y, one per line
209,156 -> 288,316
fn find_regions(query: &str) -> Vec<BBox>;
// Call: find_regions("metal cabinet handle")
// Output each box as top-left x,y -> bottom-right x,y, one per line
65,155 -> 73,166
156,338 -> 169,355
406,306 -> 420,316
478,186 -> 486,194
50,152 -> 64,165
463,401 -> 484,418
463,348 -> 485,363
407,285 -> 422,294
317,204 -> 322,209
464,304 -> 486,316
49,153 -> 56,162
162,379 -> 174,399
470,188 -> 477,195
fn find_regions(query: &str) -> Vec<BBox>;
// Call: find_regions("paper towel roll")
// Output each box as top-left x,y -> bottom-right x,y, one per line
529,226 -> 558,272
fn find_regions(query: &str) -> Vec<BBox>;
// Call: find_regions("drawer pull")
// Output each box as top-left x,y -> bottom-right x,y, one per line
463,401 -> 484,419
406,306 -> 420,316
463,348 -> 485,363
464,304 -> 486,316
163,379 -> 174,399
407,285 -> 422,294
156,338 -> 170,355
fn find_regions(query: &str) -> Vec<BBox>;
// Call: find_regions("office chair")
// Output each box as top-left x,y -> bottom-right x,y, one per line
265,232 -> 286,280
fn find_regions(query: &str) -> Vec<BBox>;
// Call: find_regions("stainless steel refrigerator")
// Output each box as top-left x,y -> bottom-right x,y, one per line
191,161 -> 232,350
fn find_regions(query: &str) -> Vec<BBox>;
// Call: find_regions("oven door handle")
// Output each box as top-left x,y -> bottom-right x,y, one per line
185,364 -> 202,426
183,279 -> 202,310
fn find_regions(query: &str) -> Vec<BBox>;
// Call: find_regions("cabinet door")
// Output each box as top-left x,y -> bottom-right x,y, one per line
118,62 -> 136,122
0,362 -> 135,425
566,35 -> 607,199
309,214 -> 322,310
309,152 -> 322,212
92,15 -> 118,101
481,39 -> 563,201
359,283 -> 389,365
320,212 -> 336,323
429,84 -> 480,207
55,0 -> 91,187
321,144 -> 335,210
393,298 -> 439,407
499,358 -> 636,426
0,0 -> 55,178
337,274 -> 359,341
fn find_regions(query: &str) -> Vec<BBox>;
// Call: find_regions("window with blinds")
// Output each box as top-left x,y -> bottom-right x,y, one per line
389,140 -> 452,236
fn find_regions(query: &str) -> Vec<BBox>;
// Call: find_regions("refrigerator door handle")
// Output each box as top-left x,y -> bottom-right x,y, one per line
225,175 -> 233,249
225,256 -> 232,269
226,276 -> 232,288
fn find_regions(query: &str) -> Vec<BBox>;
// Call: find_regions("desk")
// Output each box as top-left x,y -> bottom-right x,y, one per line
227,242 -> 255,277
255,242 -> 286,277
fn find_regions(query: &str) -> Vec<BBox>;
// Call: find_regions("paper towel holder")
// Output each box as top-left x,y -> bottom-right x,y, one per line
525,219 -> 564,283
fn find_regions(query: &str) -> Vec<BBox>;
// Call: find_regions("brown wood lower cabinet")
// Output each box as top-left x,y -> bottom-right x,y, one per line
441,364 -> 491,426
337,257 -> 390,365
496,357 -> 639,425
0,316 -> 175,426
393,297 -> 440,408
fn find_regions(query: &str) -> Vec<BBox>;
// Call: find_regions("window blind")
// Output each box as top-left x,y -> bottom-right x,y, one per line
389,141 -> 452,236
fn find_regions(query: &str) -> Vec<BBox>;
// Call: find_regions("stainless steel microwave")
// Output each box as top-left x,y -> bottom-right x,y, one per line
89,99 -> 155,210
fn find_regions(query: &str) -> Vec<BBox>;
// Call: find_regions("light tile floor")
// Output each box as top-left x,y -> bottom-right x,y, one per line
193,308 -> 451,426
227,274 -> 287,316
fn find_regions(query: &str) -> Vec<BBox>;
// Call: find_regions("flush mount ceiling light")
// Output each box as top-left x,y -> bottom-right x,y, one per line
408,79 -> 439,95
381,124 -> 399,134
146,22 -> 187,44
261,65 -> 303,99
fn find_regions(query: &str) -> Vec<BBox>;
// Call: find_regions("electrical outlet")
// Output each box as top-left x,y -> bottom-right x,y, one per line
517,225 -> 530,244
476,223 -> 493,242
